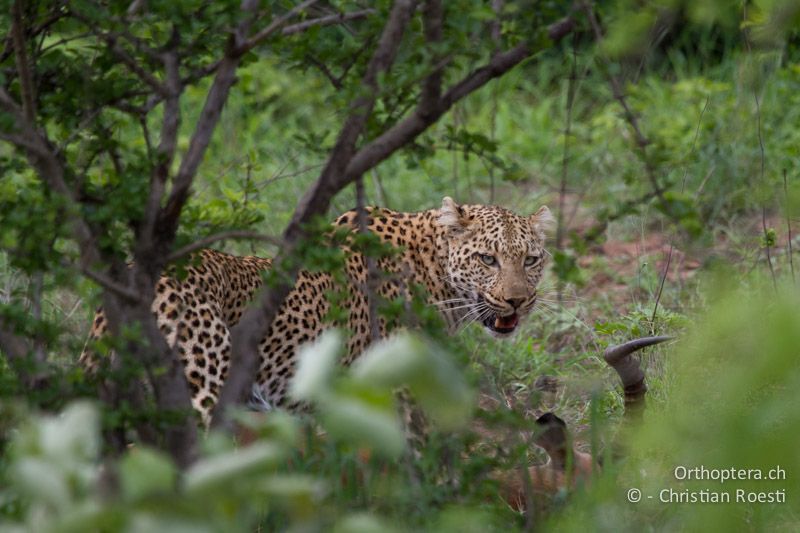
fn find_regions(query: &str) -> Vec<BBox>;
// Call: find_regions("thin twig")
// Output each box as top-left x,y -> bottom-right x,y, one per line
80,267 -> 142,303
70,11 -> 168,96
741,6 -> 777,293
305,54 -> 344,89
754,89 -> 776,292
582,3 -> 668,212
556,34 -> 578,303
157,0 -> 263,247
355,177 -> 381,342
282,8 -> 375,36
784,168 -> 795,284
238,0 -> 319,55
167,231 -> 283,262
650,97 -> 709,331
488,1 -> 503,203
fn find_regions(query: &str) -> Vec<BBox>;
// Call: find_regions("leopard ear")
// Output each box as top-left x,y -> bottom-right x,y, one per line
530,205 -> 555,234
438,196 -> 469,234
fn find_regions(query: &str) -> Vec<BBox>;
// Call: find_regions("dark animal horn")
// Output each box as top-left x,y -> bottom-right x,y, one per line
604,336 -> 672,420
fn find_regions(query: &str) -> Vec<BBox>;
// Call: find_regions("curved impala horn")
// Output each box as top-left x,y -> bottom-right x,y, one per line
604,336 -> 672,419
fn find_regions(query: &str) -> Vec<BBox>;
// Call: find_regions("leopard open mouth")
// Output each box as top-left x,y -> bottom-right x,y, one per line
482,312 -> 519,335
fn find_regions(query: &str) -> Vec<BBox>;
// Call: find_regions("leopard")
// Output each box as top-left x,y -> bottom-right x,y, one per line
81,197 -> 553,425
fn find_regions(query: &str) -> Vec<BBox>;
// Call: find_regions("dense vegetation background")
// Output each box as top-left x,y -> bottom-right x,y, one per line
0,0 -> 798,531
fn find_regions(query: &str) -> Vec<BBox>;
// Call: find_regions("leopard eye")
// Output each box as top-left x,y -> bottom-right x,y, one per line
478,254 -> 497,267
524,255 -> 541,268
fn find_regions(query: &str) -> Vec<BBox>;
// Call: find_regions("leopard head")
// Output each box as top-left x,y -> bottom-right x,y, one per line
437,196 -> 553,338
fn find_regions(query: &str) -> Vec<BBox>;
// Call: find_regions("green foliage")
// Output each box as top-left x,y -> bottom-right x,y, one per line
0,330 -> 484,531
2,0 -> 800,530
547,285 -> 800,531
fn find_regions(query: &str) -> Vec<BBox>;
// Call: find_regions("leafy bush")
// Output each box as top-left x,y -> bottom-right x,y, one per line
548,283 -> 800,531
0,331 -> 486,532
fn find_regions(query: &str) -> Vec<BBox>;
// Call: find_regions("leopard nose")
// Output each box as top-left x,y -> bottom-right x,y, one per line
505,297 -> 525,310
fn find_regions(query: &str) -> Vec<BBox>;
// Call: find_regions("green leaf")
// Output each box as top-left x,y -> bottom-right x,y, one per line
320,396 -> 406,459
183,443 -> 285,494
289,329 -> 343,402
351,334 -> 427,386
119,447 -> 177,501
353,334 -> 473,430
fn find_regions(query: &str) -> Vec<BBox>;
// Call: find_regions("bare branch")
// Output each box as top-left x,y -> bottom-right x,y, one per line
238,0 -> 319,55
79,267 -> 142,303
784,168 -> 795,284
167,231 -> 283,263
305,54 -> 344,89
127,0 -> 146,17
0,131 -> 48,155
286,0 -> 418,237
281,8 -> 375,36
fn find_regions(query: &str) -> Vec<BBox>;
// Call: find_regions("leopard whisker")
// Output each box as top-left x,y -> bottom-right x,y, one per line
455,303 -> 491,330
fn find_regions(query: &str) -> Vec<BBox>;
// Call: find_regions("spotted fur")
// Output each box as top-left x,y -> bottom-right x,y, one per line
81,198 -> 552,424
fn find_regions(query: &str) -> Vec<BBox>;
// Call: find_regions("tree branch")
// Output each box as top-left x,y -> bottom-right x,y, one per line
355,177 -> 381,342
167,231 -> 283,263
345,17 -> 574,181
582,3 -> 667,206
154,3 -> 362,94
237,0 -> 320,55
0,89 -> 102,270
156,2 -> 258,251
79,266 -> 142,303
75,17 -> 168,95
11,0 -> 37,122
212,9 -> 576,430
419,0 -> 444,117
138,50 -> 181,260
281,7 -> 374,36
212,0 -> 419,429
108,38 -> 167,95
